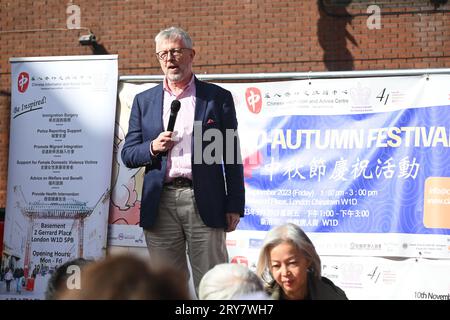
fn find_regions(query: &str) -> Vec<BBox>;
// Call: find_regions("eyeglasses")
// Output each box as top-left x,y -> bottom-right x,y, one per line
155,48 -> 191,61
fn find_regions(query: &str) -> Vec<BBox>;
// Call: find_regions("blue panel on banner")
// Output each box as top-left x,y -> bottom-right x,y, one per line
240,105 -> 450,235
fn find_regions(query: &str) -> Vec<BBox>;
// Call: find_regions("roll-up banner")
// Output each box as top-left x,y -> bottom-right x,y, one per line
2,55 -> 118,299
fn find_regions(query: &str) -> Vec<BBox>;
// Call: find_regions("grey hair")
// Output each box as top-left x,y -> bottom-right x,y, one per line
199,263 -> 265,300
256,223 -> 321,287
154,26 -> 193,49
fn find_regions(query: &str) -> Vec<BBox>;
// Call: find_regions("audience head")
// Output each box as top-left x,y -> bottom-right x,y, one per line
58,254 -> 190,300
256,223 -> 321,299
45,257 -> 92,300
199,263 -> 265,300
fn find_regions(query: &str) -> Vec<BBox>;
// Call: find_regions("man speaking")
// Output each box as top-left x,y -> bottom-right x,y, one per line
121,26 -> 245,296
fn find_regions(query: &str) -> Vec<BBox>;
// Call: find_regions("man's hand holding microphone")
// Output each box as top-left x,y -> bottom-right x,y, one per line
150,100 -> 181,156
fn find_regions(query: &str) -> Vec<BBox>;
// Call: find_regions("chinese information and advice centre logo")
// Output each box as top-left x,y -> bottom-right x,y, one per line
18,72 -> 30,93
245,87 -> 262,114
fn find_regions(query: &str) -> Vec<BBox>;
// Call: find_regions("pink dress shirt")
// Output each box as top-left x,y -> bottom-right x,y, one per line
162,75 -> 196,182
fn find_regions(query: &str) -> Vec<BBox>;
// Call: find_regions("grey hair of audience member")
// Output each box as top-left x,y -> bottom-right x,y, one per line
256,223 -> 321,286
199,263 -> 264,300
154,26 -> 193,48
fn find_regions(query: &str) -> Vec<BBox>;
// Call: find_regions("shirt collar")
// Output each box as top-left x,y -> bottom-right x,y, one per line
163,74 -> 195,97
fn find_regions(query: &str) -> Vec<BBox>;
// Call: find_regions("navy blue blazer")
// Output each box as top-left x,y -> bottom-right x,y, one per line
121,78 -> 245,229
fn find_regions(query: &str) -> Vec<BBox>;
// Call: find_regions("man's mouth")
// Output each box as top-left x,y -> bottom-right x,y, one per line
168,65 -> 179,70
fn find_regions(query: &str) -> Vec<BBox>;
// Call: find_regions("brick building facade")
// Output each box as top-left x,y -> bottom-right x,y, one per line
0,0 -> 449,207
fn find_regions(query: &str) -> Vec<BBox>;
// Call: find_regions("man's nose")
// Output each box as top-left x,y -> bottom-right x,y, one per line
166,51 -> 176,60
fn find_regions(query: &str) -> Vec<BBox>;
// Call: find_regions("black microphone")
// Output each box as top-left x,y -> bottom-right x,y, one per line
167,100 -> 181,132
160,100 -> 181,157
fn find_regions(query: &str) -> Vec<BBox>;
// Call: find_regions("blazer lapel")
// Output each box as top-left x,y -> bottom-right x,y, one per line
150,83 -> 164,132
194,77 -> 207,123
193,78 -> 207,162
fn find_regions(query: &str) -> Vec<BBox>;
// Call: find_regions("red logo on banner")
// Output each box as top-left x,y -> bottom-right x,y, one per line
245,87 -> 262,114
231,256 -> 248,266
243,150 -> 263,179
17,72 -> 30,93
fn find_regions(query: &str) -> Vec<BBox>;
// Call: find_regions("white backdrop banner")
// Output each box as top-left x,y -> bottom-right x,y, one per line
109,74 -> 450,299
2,55 -> 118,299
